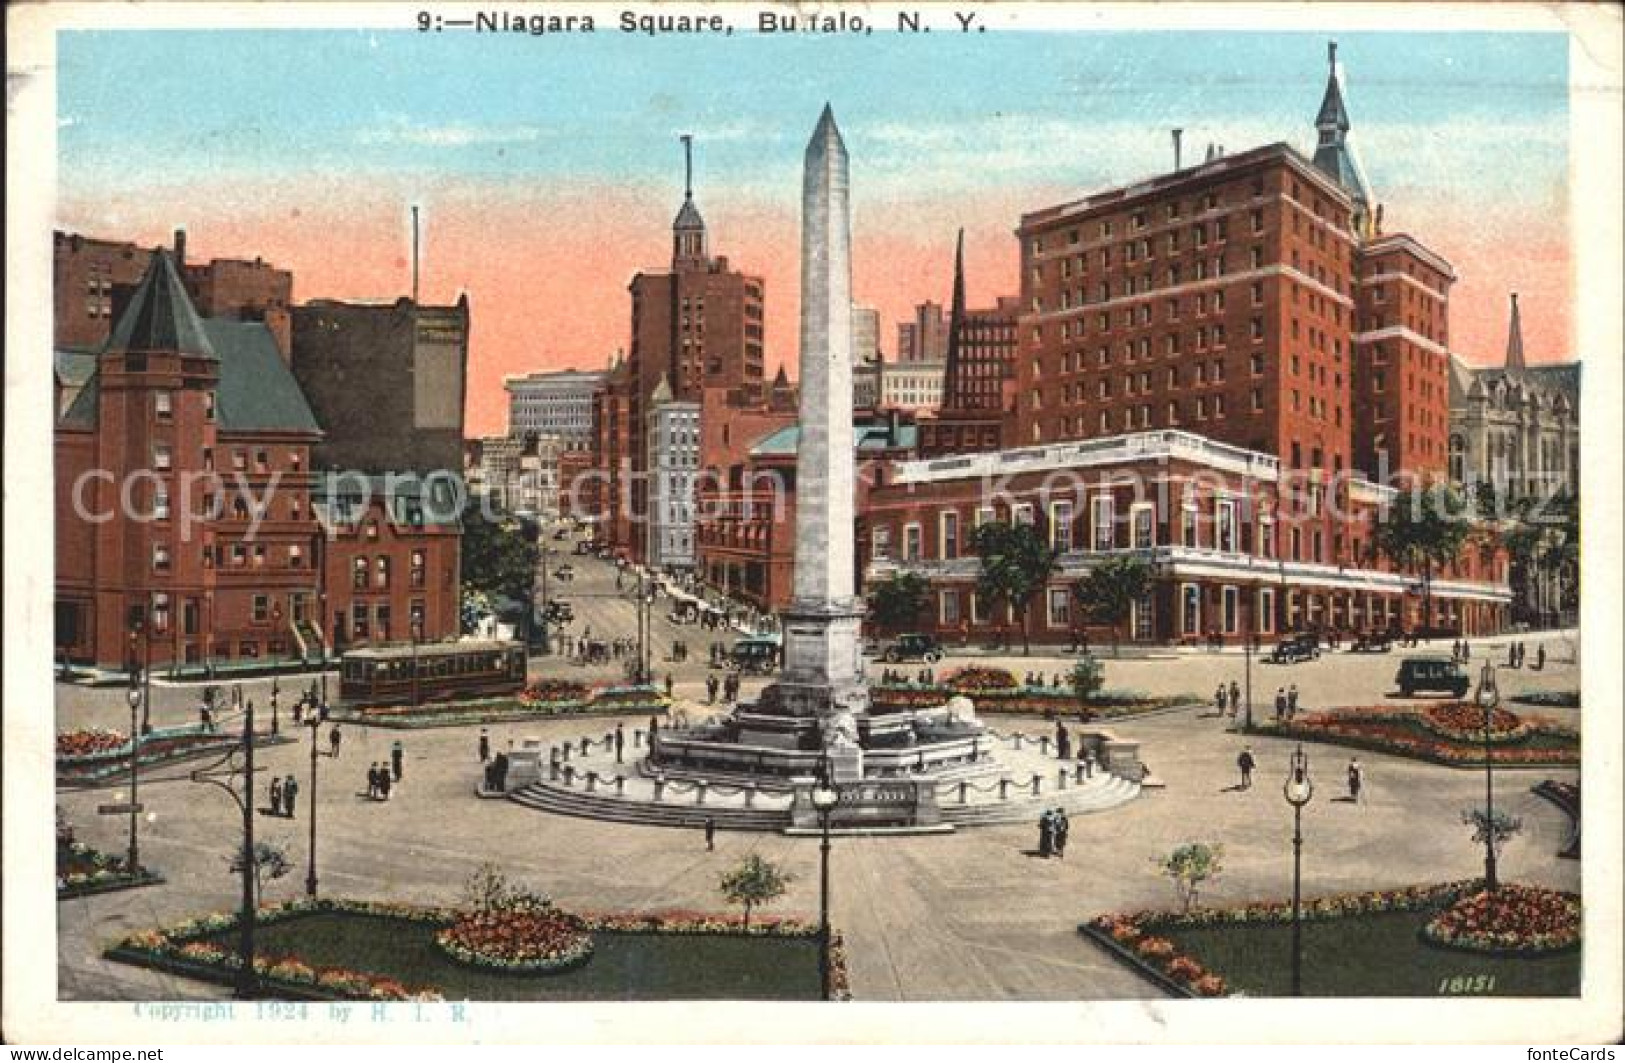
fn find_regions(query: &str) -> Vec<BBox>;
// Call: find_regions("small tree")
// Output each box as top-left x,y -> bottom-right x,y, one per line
971,520 -> 1059,656
1070,656 -> 1104,714
1462,807 -> 1523,888
1156,842 -> 1223,913
719,853 -> 793,929
461,861 -> 551,913
866,572 -> 930,635
1074,556 -> 1151,657
1376,481 -> 1470,631
228,841 -> 291,906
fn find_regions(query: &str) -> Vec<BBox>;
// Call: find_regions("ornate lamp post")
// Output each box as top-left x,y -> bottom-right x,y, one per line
270,678 -> 280,736
1282,743 -> 1314,997
190,699 -> 259,998
304,698 -> 323,897
125,684 -> 143,877
809,764 -> 840,1002
1475,660 -> 1500,890
537,532 -> 552,657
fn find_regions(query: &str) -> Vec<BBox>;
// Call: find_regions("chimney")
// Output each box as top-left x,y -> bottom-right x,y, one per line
1205,143 -> 1216,163
1172,128 -> 1183,171
173,227 -> 187,266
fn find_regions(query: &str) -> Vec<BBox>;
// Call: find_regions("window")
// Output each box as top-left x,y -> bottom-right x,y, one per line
153,444 -> 172,471
411,549 -> 427,587
288,544 -> 304,568
971,592 -> 989,625
1216,499 -> 1237,553
253,595 -> 270,623
940,511 -> 960,560
254,450 -> 269,473
1258,588 -> 1276,634
152,543 -> 171,571
1090,494 -> 1114,550
376,603 -> 392,641
1013,503 -> 1036,527
871,525 -> 891,562
1133,590 -> 1155,641
1257,515 -> 1275,559
232,449 -> 247,471
1181,584 -> 1201,636
253,544 -> 266,567
154,390 -> 172,421
352,556 -> 368,590
375,556 -> 390,589
1050,501 -> 1073,551
1131,504 -> 1154,549
903,524 -> 922,562
352,603 -> 370,639
1181,496 -> 1198,548
152,594 -> 171,634
1222,586 -> 1240,634
153,488 -> 170,521
1047,588 -> 1071,628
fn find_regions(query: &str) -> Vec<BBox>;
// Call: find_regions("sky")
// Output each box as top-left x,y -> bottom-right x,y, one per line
56,26 -> 1572,436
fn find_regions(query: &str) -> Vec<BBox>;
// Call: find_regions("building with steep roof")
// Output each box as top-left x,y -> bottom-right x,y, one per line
55,247 -> 460,673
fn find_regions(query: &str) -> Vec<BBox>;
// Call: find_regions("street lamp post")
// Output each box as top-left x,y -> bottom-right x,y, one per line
270,679 -> 280,736
1283,743 -> 1314,997
410,621 -> 422,710
125,684 -> 143,877
537,536 -> 551,657
809,763 -> 840,1002
1475,661 -> 1501,890
304,700 -> 322,897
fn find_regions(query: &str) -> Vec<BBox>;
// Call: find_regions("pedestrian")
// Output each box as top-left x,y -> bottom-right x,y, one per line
1237,746 -> 1256,789
1215,684 -> 1228,718
1347,757 -> 1364,804
479,727 -> 491,763
614,723 -> 625,764
1274,687 -> 1288,722
378,768 -> 392,801
1053,809 -> 1070,859
1507,642 -> 1517,668
1228,680 -> 1241,717
282,774 -> 298,817
1038,810 -> 1055,858
329,724 -> 342,758
201,705 -> 215,732
391,739 -> 404,782
366,763 -> 380,799
269,775 -> 283,816
292,697 -> 304,726
1287,684 -> 1300,719
704,816 -> 716,851
706,674 -> 719,704
1535,644 -> 1546,671
1057,726 -> 1072,761
664,673 -> 675,699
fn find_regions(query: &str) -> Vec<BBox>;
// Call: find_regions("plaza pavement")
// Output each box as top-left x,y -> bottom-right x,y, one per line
54,548 -> 1583,1000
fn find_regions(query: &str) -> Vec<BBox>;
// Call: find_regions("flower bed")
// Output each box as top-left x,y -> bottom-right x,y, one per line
1418,702 -> 1531,744
1421,885 -> 1580,955
1084,881 -> 1480,997
107,897 -> 849,1001
338,685 -> 668,728
942,666 -> 1019,692
57,840 -> 162,899
57,728 -> 128,758
517,679 -> 591,707
1258,708 -> 1577,767
435,909 -> 595,974
57,726 -> 291,783
869,681 -> 1195,719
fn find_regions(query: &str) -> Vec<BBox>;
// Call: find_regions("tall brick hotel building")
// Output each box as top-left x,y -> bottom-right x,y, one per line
863,44 -> 1510,642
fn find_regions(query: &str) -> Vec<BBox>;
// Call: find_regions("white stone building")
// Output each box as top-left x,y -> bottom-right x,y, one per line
645,377 -> 700,572
504,367 -> 606,451
879,359 -> 946,410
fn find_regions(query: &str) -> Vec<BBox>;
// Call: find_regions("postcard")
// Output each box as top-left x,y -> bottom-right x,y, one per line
5,0 -> 1621,1046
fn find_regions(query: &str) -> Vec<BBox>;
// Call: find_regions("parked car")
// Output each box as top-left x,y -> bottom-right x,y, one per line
1349,631 -> 1392,653
544,600 -> 574,624
1396,656 -> 1470,697
879,633 -> 944,664
728,636 -> 782,675
1270,633 -> 1321,664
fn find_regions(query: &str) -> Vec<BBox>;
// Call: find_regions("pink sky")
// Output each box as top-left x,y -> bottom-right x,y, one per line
60,175 -> 1571,438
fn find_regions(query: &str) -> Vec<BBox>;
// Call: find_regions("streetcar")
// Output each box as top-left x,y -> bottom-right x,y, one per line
337,639 -> 527,707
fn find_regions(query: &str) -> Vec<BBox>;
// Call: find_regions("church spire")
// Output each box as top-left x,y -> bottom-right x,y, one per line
1505,292 -> 1527,373
672,133 -> 708,267
942,229 -> 968,411
1310,40 -> 1376,238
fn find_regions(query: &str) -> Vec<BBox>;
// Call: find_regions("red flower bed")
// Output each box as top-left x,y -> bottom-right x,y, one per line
518,680 -> 591,706
1265,708 -> 1577,767
1422,885 -> 1580,954
57,728 -> 128,758
1419,703 -> 1531,744
943,666 -> 1018,692
435,909 -> 595,973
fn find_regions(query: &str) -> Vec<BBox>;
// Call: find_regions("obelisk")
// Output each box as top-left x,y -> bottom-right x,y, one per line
777,105 -> 869,755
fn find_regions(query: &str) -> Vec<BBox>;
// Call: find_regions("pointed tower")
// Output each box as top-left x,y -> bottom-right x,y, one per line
1505,293 -> 1527,373
672,134 -> 708,267
941,229 -> 968,411
1311,41 -> 1376,237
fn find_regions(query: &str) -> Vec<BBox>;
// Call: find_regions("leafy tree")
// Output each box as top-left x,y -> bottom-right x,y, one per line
1070,656 -> 1104,714
1375,482 -> 1470,632
1074,556 -> 1151,657
718,853 -> 793,929
971,520 -> 1059,656
866,572 -> 930,634
461,861 -> 552,913
460,503 -> 540,606
228,841 -> 291,906
1156,842 -> 1224,913
1462,807 -> 1523,891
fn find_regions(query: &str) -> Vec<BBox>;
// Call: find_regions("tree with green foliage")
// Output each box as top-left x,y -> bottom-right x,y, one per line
1462,807 -> 1523,891
971,520 -> 1059,656
461,861 -> 552,913
460,503 -> 539,607
228,841 -> 290,906
719,853 -> 793,929
866,571 -> 931,634
1375,482 -> 1471,632
1070,656 -> 1104,714
1074,555 -> 1152,656
1156,842 -> 1224,913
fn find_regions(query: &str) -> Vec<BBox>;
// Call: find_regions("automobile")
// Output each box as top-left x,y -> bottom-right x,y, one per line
552,564 -> 575,582
727,636 -> 782,675
1349,631 -> 1392,653
1396,656 -> 1470,697
1270,633 -> 1321,664
544,600 -> 574,624
879,633 -> 944,664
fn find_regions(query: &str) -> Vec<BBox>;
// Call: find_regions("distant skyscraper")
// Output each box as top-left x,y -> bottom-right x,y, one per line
851,303 -> 880,366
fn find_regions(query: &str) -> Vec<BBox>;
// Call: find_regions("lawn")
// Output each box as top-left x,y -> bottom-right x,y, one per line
1163,909 -> 1580,997
206,911 -> 822,1001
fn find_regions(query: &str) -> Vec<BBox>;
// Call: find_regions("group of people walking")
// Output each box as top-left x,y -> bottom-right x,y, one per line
1234,744 -> 1365,803
1504,641 -> 1543,670
363,740 -> 405,800
704,671 -> 742,705
1037,807 -> 1070,858
265,773 -> 300,817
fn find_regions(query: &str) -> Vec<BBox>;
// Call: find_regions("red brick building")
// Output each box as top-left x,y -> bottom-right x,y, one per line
55,248 -> 459,673
918,231 -> 1020,457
